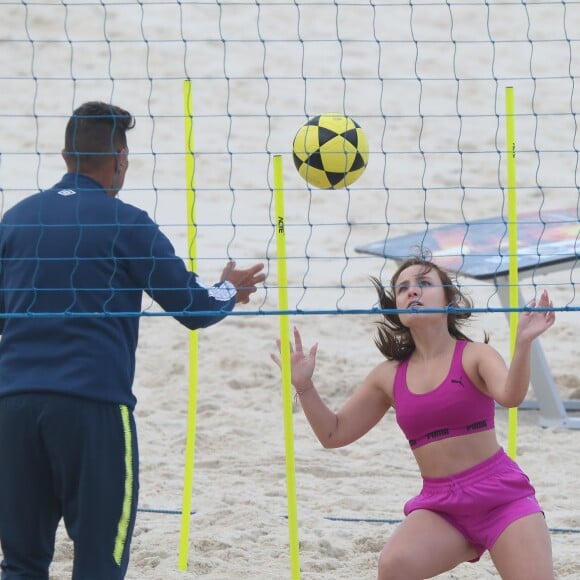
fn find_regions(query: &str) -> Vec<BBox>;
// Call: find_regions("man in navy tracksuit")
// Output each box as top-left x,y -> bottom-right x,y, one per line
0,101 -> 265,579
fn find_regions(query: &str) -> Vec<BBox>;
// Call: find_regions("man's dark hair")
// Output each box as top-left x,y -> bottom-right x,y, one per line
63,101 -> 135,171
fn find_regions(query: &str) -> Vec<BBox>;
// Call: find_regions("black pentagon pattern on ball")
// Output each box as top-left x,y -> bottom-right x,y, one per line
350,149 -> 366,171
322,125 -> 366,186
306,150 -> 324,170
317,126 -> 338,147
292,147 -> 308,172
306,115 -> 322,127
326,171 -> 346,187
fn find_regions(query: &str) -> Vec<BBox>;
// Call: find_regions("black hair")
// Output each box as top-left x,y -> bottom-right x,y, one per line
63,101 -> 135,172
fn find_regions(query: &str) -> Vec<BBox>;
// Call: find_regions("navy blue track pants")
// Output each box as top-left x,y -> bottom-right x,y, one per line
0,394 -> 139,579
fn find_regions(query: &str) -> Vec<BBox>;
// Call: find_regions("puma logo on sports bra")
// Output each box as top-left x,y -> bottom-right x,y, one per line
393,340 -> 495,449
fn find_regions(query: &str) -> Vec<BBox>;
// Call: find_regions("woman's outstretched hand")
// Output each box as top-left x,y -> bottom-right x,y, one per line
517,289 -> 556,344
270,326 -> 318,390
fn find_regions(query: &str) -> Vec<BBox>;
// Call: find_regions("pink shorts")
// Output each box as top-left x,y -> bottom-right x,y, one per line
404,448 -> 543,562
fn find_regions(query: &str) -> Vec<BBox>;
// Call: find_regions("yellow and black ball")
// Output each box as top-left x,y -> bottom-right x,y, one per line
292,113 -> 369,189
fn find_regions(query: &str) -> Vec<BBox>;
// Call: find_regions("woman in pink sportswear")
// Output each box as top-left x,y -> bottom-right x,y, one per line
272,256 -> 555,580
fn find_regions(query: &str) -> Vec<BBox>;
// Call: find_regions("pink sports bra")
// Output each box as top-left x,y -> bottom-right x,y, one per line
393,340 -> 495,449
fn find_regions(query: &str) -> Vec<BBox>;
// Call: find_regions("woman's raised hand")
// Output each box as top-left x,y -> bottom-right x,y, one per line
517,289 -> 556,344
271,326 -> 318,390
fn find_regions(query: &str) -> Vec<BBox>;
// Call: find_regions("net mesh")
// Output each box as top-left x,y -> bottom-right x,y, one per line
0,0 -> 578,316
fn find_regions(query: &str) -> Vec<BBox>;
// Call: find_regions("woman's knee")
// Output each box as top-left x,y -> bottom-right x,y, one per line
377,544 -> 418,580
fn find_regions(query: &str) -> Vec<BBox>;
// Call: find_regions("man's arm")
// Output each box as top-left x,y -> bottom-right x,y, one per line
125,212 -> 264,329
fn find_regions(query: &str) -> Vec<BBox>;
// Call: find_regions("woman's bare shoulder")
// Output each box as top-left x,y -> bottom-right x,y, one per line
462,340 -> 506,388
365,358 -> 399,401
464,340 -> 503,361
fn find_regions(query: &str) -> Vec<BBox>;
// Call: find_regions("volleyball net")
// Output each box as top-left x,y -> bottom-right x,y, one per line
1,0 -> 578,318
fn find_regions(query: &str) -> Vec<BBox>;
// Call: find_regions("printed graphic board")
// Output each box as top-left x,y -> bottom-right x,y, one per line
355,209 -> 579,280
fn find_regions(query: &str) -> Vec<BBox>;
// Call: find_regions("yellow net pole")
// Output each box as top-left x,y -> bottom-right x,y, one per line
505,86 -> 519,459
273,154 -> 301,580
178,79 -> 199,570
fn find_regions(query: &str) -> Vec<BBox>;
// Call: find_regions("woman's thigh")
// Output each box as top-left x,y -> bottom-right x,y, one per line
490,513 -> 554,580
378,509 -> 477,580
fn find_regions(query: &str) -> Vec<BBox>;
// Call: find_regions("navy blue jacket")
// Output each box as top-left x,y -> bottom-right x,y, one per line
0,173 -> 236,408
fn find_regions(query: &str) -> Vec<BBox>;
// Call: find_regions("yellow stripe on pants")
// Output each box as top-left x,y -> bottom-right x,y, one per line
114,404 -> 134,565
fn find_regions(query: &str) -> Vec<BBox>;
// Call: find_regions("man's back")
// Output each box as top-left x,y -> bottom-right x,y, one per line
0,173 -> 158,406
0,172 -> 234,407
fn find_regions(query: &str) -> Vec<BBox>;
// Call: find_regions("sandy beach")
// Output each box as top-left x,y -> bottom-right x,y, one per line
1,0 -> 578,578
